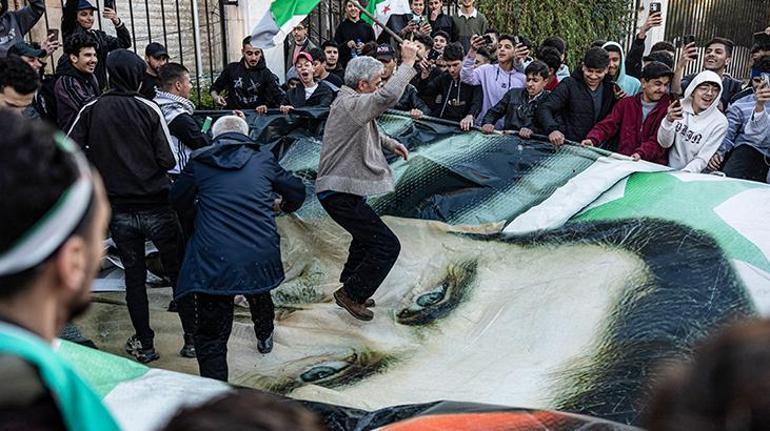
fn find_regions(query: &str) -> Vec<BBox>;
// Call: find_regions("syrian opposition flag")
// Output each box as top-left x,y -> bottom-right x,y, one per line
250,0 -> 321,48
363,0 -> 410,36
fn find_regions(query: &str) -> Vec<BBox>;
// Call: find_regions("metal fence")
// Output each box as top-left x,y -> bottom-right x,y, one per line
9,0 -> 229,106
664,0 -> 770,79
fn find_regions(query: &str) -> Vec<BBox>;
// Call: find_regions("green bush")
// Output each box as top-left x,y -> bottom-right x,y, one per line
477,0 -> 635,69
191,83 -> 215,109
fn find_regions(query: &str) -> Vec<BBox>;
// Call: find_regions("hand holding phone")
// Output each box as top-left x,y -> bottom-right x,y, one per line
667,98 -> 684,122
47,28 -> 59,41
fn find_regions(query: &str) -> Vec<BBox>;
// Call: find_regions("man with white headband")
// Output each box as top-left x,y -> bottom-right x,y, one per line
0,112 -> 117,430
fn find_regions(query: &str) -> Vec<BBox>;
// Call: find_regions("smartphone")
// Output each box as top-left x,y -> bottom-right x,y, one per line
753,31 -> 770,48
104,0 -> 115,10
409,14 -> 421,25
763,72 -> 770,89
47,28 -> 59,40
481,34 -> 494,46
650,2 -> 662,14
681,34 -> 697,61
513,35 -> 521,45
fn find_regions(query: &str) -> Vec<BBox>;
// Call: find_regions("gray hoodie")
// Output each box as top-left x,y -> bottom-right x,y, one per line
0,0 -> 45,58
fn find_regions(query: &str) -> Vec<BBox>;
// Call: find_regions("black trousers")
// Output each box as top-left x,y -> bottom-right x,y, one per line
319,193 -> 401,303
194,292 -> 275,382
723,145 -> 769,182
109,206 -> 195,348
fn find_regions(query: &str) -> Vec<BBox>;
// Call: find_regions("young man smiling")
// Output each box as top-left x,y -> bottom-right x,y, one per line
54,33 -> 100,130
537,47 -> 616,145
658,70 -> 728,173
673,37 -> 743,111
582,61 -> 673,164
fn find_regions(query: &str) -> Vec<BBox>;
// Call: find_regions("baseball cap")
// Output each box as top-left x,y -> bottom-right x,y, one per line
145,42 -> 169,59
78,0 -> 97,10
8,41 -> 47,59
376,44 -> 395,61
294,51 -> 313,65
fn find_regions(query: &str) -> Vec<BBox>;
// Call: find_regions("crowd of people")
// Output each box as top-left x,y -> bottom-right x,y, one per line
3,0 -> 770,429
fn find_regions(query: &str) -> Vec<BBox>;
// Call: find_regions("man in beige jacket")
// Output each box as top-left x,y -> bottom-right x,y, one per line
315,40 -> 419,321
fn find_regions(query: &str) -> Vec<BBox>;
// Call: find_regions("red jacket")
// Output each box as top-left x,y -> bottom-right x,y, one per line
585,94 -> 670,165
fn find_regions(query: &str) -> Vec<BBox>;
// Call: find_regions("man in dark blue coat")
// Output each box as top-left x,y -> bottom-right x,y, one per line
170,115 -> 305,382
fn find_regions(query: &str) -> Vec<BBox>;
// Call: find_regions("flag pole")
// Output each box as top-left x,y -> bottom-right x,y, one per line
350,0 -> 426,60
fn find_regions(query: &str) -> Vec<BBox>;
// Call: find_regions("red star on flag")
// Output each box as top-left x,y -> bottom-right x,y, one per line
383,5 -> 391,13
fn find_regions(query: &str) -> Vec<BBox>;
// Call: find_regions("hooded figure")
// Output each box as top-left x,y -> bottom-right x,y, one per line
68,48 -> 176,206
658,70 -> 728,173
0,0 -> 44,58
602,42 -> 641,97
170,126 -> 306,380
68,49 -> 195,364
210,47 -> 284,110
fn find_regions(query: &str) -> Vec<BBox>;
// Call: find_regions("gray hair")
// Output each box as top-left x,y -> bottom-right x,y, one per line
212,115 -> 249,138
344,56 -> 384,89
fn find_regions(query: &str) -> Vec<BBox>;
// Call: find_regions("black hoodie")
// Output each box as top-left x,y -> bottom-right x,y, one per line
210,55 -> 284,109
68,49 -> 177,209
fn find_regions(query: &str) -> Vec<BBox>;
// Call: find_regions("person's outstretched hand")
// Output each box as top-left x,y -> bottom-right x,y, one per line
400,40 -> 419,66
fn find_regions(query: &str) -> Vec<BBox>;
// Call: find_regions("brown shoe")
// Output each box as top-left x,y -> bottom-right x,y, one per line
364,298 -> 375,308
334,289 -> 374,321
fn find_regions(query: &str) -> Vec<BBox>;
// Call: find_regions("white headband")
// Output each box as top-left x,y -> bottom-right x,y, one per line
0,133 -> 94,276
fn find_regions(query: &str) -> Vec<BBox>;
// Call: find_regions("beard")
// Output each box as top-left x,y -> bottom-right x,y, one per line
66,283 -> 92,322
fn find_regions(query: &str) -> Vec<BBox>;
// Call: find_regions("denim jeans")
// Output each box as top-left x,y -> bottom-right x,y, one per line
319,193 -> 401,303
109,206 -> 194,348
194,292 -> 274,381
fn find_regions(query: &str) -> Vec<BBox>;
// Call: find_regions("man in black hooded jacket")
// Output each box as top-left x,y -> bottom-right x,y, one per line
67,49 -> 196,365
210,37 -> 284,112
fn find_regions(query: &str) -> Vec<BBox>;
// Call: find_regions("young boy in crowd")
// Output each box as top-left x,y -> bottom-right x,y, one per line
537,47 -> 616,145
603,41 -> 641,97
462,33 -> 528,127
481,60 -> 550,138
582,61 -> 673,163
431,30 -> 450,58
279,52 -> 335,113
309,47 -> 343,92
658,70 -> 728,172
708,56 -> 770,181
537,46 -> 563,92
374,44 -> 430,119
417,42 -> 482,130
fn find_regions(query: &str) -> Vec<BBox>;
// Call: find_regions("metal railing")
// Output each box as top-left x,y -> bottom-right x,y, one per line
665,0 -> 770,79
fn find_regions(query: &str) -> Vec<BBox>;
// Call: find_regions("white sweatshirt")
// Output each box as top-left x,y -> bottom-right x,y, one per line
658,70 -> 728,173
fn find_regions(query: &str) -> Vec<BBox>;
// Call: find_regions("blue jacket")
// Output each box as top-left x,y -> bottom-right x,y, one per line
170,132 -> 305,298
718,93 -> 770,158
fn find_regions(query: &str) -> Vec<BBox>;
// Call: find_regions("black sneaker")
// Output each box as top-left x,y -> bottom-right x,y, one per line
257,333 -> 273,354
179,334 -> 196,358
125,335 -> 160,364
